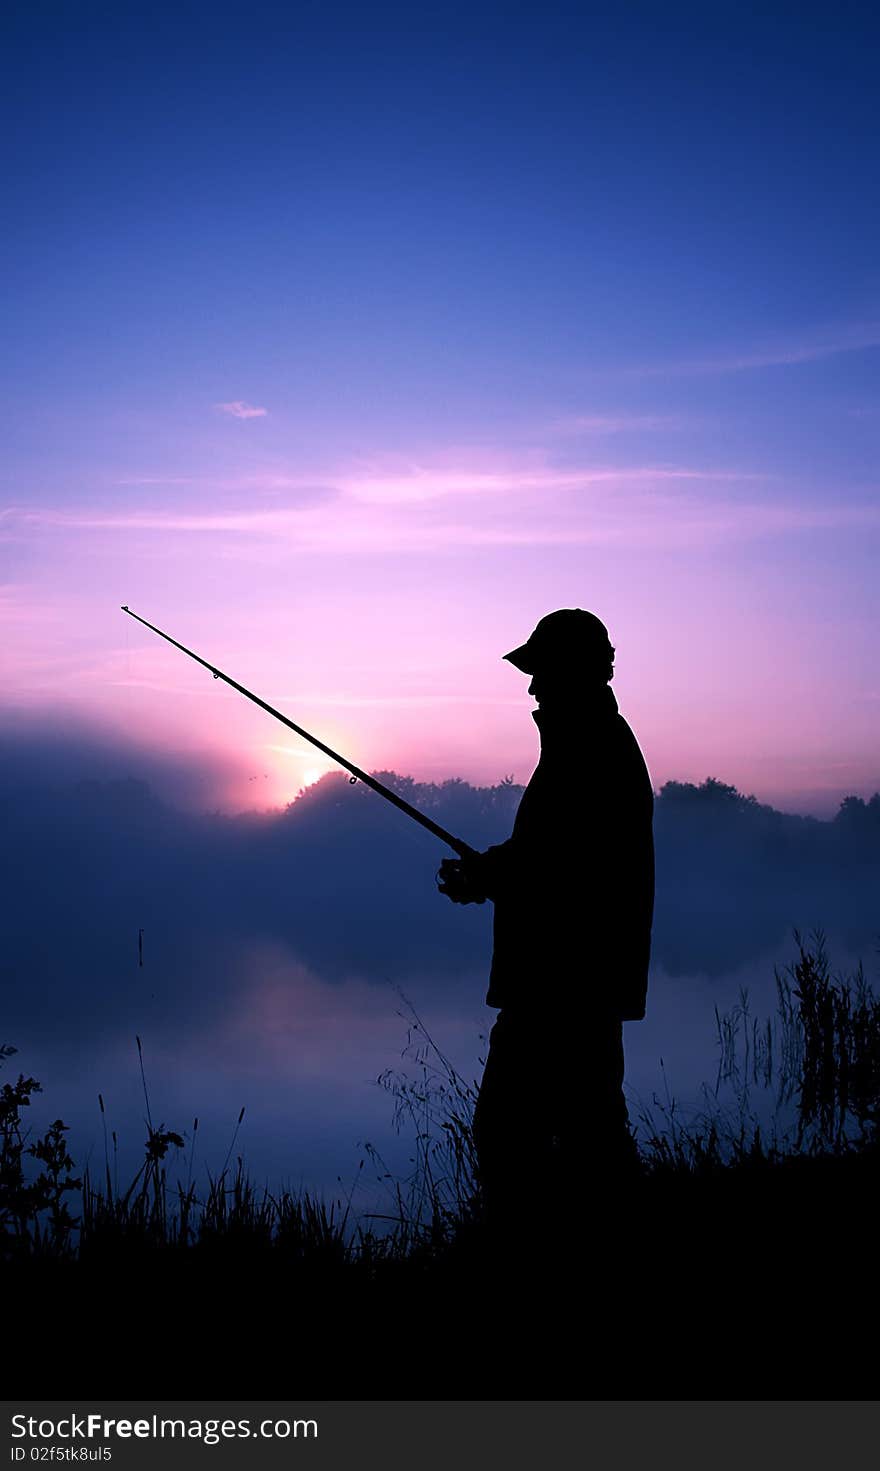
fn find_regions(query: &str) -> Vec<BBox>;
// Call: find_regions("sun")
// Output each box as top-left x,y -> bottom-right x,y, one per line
302,768 -> 322,788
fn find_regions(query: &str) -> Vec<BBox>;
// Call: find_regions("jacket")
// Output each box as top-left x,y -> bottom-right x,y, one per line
473,685 -> 654,1020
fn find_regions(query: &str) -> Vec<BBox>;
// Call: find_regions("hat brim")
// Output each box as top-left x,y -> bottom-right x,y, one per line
503,643 -> 534,673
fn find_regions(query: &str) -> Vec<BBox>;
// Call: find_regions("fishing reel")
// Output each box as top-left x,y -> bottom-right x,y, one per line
436,855 -> 486,904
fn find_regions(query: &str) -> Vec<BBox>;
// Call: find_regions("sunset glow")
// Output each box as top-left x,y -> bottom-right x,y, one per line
2,7 -> 878,816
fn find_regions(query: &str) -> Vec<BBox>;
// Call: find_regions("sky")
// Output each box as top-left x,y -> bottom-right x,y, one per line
2,2 -> 879,815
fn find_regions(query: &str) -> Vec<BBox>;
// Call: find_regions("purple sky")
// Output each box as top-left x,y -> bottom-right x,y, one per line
3,6 -> 878,815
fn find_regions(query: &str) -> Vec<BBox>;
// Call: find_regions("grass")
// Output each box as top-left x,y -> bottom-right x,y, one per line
3,930 -> 879,1396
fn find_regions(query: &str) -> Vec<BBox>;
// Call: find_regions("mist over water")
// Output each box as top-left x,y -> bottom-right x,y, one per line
3,723 -> 878,1198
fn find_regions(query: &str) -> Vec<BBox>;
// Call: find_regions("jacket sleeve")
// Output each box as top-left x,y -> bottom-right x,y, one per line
467,838 -> 519,902
470,828 -> 554,902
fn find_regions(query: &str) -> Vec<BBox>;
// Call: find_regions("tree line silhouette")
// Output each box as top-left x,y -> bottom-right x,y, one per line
2,736 -> 878,1047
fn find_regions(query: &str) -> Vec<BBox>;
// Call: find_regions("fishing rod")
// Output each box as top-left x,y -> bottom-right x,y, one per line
120,606 -> 474,858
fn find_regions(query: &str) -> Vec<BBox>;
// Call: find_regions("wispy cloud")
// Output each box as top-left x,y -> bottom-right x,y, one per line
635,321 -> 880,378
11,480 -> 878,556
101,461 -> 759,508
549,413 -> 686,435
215,401 -> 268,419
335,461 -> 754,505
114,476 -> 198,487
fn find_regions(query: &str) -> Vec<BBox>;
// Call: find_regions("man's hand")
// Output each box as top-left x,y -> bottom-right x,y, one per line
437,855 -> 488,905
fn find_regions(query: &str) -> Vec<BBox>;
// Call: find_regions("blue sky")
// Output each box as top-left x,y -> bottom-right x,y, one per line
2,2 -> 878,813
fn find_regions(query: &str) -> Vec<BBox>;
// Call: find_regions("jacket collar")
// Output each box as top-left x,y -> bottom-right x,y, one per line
532,684 -> 619,739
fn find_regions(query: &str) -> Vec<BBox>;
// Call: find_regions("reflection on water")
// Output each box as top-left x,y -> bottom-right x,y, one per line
16,930 -> 873,1206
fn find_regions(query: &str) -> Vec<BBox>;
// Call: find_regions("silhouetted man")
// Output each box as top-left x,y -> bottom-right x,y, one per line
438,609 -> 654,1226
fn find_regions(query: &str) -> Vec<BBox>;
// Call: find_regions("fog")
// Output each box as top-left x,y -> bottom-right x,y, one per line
3,721 -> 878,1198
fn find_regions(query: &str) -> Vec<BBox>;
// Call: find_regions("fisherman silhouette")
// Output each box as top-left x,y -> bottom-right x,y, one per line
438,609 -> 654,1229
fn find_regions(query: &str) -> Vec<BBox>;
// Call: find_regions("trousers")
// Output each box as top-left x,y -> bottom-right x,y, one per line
472,1006 -> 639,1224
